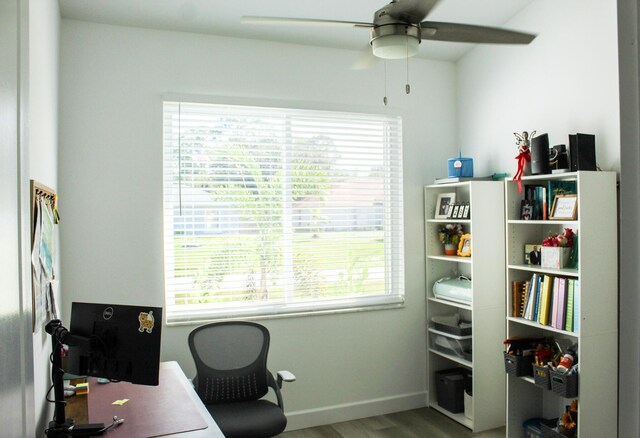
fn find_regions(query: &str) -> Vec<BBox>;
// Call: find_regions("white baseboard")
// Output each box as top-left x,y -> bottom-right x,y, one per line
284,391 -> 429,431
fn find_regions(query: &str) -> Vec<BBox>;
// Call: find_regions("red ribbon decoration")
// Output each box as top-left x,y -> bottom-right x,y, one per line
513,149 -> 531,193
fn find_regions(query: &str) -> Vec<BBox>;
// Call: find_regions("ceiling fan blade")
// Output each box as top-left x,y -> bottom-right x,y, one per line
241,16 -> 373,28
386,0 -> 440,23
350,45 -> 379,70
420,21 -> 536,44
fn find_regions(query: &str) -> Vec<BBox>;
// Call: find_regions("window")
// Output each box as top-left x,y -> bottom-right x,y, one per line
163,101 -> 404,324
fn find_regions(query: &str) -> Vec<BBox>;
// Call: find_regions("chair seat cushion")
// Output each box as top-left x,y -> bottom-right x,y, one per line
206,399 -> 287,438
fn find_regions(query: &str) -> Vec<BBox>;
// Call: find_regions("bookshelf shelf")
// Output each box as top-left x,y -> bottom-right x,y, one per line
507,264 -> 579,277
428,348 -> 473,368
427,297 -> 472,311
427,255 -> 472,264
425,182 -> 505,433
506,317 -> 579,338
504,171 -> 618,438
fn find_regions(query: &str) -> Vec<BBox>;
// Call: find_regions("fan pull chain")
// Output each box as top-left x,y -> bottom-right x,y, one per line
383,61 -> 388,106
405,35 -> 411,94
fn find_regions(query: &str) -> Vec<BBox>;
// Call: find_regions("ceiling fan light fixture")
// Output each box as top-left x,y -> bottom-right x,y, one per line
372,34 -> 420,59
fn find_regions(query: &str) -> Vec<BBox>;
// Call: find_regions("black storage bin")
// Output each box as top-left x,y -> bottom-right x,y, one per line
504,352 -> 534,377
532,364 -> 551,389
435,367 -> 471,414
549,370 -> 578,398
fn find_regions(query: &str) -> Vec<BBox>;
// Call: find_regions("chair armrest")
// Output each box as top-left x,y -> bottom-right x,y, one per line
276,370 -> 296,389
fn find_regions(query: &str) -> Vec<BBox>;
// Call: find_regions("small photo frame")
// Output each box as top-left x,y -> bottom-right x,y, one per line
524,244 -> 541,265
457,234 -> 472,257
435,193 -> 456,219
520,200 -> 533,220
451,204 -> 461,219
550,194 -> 578,220
461,202 -> 470,219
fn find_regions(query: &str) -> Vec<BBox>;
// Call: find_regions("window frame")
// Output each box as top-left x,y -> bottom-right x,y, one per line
162,97 -> 405,325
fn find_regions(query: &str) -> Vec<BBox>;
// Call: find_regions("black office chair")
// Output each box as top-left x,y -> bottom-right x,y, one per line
188,321 -> 296,438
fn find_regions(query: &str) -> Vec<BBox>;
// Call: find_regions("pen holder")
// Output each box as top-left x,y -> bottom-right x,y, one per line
504,352 -> 534,377
549,369 -> 578,398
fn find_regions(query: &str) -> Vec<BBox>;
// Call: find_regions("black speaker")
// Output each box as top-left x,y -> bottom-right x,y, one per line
530,133 -> 551,175
569,133 -> 596,171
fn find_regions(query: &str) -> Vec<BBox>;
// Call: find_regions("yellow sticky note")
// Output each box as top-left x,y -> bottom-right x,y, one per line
112,399 -> 129,406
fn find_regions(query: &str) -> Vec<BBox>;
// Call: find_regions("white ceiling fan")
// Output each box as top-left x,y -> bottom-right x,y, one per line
242,0 -> 536,63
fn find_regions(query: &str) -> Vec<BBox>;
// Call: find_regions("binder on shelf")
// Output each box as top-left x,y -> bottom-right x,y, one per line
565,279 -> 575,332
573,280 -> 580,332
551,277 -> 560,328
538,275 -> 553,325
557,278 -> 568,329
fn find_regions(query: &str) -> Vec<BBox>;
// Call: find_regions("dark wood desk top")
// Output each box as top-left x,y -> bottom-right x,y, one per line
66,361 -> 223,437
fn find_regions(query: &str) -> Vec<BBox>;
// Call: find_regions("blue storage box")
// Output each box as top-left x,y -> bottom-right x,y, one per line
447,154 -> 474,178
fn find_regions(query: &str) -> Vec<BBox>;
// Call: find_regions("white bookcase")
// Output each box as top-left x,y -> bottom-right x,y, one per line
424,182 -> 506,432
504,171 -> 618,437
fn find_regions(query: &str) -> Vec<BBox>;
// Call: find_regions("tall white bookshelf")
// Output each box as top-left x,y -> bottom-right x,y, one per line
504,171 -> 618,437
424,181 -> 506,432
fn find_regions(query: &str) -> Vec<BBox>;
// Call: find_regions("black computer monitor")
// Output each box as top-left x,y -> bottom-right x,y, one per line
65,302 -> 163,386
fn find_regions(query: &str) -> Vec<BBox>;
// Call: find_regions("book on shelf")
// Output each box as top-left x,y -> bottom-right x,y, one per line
557,277 -> 568,329
523,274 -> 538,320
521,184 -> 548,220
548,180 -> 577,218
565,279 -> 575,332
551,277 -> 560,328
434,176 -> 491,184
573,280 -> 580,332
520,273 -> 577,332
538,275 -> 553,325
511,281 -> 529,317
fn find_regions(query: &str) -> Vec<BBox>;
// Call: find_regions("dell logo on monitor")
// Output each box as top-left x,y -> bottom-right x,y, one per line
102,307 -> 114,320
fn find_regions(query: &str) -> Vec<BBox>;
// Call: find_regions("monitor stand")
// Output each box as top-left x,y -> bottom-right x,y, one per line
45,320 -> 106,437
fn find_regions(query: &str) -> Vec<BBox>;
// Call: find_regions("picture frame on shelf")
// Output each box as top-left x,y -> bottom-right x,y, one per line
520,200 -> 534,220
524,244 -> 541,265
462,202 -> 470,219
451,204 -> 460,219
457,234 -> 472,257
550,194 -> 578,220
435,193 -> 456,219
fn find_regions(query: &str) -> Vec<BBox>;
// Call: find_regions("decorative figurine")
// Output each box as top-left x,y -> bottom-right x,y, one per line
513,130 -> 536,192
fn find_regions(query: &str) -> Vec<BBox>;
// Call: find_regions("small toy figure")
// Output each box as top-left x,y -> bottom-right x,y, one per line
513,130 -> 536,192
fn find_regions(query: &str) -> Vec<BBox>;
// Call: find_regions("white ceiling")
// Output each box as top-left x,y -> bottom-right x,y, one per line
58,0 -> 535,62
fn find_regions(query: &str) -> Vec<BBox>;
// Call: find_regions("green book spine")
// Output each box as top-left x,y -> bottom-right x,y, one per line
565,279 -> 574,331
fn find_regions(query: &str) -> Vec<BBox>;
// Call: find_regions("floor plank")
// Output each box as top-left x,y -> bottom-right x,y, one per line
280,407 -> 506,437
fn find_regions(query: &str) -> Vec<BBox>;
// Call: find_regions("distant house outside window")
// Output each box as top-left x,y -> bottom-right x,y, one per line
162,101 -> 404,324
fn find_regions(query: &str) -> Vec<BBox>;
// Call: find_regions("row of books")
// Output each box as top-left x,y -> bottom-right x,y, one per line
511,274 -> 580,332
520,180 -> 577,220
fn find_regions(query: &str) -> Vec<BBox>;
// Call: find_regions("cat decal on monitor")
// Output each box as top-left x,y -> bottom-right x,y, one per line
138,310 -> 155,333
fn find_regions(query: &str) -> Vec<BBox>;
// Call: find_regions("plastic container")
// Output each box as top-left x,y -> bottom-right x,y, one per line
429,328 -> 472,360
447,154 -> 474,178
433,320 -> 472,337
435,368 -> 471,414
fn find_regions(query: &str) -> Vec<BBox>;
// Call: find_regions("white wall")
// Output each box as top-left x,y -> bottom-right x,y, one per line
29,0 -> 60,433
458,0 -> 631,433
58,20 -> 457,428
457,0 -> 620,176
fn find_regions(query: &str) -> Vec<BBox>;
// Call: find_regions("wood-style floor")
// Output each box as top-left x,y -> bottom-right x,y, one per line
279,407 -> 505,438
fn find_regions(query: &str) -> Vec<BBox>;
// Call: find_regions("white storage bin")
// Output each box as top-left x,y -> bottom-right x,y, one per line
428,327 -> 472,361
464,389 -> 473,420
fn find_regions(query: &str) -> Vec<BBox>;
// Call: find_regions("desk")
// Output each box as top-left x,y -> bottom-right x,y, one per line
66,361 -> 223,437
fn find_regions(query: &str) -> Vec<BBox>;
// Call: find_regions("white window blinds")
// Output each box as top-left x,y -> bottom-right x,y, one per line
162,101 -> 404,324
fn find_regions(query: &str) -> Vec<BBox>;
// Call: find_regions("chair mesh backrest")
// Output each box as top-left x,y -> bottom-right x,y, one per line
189,321 -> 270,404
